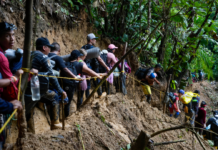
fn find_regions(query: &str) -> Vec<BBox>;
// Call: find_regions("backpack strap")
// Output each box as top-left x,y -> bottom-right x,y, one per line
49,54 -> 58,59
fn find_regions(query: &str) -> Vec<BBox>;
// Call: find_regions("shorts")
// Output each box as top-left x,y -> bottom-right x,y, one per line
141,84 -> 151,95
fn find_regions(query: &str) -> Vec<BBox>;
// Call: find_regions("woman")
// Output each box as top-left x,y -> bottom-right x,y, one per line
78,49 -> 88,108
195,101 -> 207,135
105,44 -> 118,94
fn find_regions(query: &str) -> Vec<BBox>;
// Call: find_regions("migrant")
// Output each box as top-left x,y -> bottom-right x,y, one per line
82,33 -> 109,99
135,64 -> 161,103
25,37 -> 67,130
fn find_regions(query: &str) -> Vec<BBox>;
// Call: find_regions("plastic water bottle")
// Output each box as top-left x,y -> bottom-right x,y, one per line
31,75 -> 40,101
76,74 -> 81,83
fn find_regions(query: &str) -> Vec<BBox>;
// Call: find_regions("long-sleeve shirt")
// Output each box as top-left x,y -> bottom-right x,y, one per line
0,98 -> 13,114
195,107 -> 206,128
31,51 -> 63,94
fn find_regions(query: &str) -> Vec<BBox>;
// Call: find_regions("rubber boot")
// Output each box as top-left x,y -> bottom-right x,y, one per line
147,95 -> 151,104
51,104 -> 62,130
27,108 -> 35,134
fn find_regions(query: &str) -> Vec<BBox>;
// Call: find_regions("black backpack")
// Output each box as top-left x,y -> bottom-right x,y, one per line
62,62 -> 78,86
99,53 -> 109,73
135,68 -> 147,80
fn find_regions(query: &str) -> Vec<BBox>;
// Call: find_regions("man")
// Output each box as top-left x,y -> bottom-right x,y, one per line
62,50 -> 103,114
206,111 -> 218,149
82,33 -> 109,98
139,64 -> 161,103
48,42 -> 77,78
25,37 -> 67,130
0,22 -> 24,101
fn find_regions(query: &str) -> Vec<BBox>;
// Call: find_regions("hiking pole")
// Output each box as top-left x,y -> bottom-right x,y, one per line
163,74 -> 172,114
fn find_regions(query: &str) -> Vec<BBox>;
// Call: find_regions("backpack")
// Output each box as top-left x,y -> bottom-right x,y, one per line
135,68 -> 147,80
169,92 -> 178,104
99,51 -> 109,73
62,61 -> 78,87
191,95 -> 200,113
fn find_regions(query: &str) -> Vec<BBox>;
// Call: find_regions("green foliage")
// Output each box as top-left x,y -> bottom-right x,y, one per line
79,0 -> 218,81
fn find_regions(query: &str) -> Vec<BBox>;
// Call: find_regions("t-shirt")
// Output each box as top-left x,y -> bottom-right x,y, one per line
67,61 -> 83,75
107,52 -> 117,67
48,53 -> 66,71
145,67 -> 154,77
0,47 -> 18,101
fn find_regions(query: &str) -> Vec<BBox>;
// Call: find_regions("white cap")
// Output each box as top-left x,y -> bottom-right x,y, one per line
87,33 -> 98,40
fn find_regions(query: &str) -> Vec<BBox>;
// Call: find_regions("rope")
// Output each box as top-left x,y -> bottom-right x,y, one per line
22,68 -> 124,81
0,75 -> 22,134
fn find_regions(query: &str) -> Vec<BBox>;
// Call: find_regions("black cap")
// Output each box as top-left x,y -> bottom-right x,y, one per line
36,37 -> 54,48
69,50 -> 80,61
194,90 -> 200,94
155,64 -> 162,68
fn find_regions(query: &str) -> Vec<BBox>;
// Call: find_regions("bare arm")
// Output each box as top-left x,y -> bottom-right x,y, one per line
154,78 -> 160,84
97,56 -> 110,71
62,68 -> 76,78
176,100 -> 181,112
0,79 -> 11,88
82,65 -> 101,79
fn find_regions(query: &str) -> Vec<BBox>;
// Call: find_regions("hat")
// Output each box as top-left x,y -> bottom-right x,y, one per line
178,89 -> 185,95
87,33 -> 98,40
108,44 -> 118,49
155,64 -> 162,68
150,73 -> 156,79
69,50 -> 80,61
36,37 -> 54,48
201,101 -> 207,107
194,90 -> 200,94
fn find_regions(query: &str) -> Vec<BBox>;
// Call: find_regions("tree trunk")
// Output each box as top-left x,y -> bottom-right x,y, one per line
17,0 -> 33,146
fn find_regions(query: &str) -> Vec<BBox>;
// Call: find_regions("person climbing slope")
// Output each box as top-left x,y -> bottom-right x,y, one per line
192,90 -> 200,117
82,33 -> 109,99
135,64 -> 161,103
195,101 -> 207,135
168,92 -> 180,118
178,89 -> 195,126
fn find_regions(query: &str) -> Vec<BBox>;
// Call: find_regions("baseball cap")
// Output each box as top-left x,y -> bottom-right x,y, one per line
150,73 -> 156,79
155,64 -> 162,68
69,50 -> 80,61
108,44 -> 118,49
87,33 -> 98,40
194,90 -> 200,94
178,89 -> 185,95
36,37 -> 54,48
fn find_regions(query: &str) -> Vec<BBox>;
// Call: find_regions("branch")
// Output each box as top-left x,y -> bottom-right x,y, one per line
154,140 -> 186,146
189,129 -> 206,150
18,0 -> 33,140
151,123 -> 187,138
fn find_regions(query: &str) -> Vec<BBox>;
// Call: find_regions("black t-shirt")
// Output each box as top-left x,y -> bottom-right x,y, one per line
48,53 -> 66,71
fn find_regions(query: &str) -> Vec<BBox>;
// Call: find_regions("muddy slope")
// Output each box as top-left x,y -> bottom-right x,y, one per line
14,81 -> 215,150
